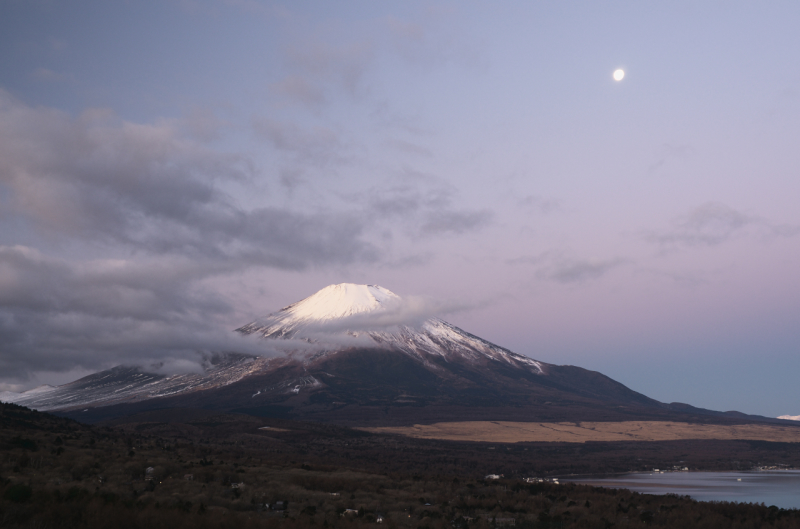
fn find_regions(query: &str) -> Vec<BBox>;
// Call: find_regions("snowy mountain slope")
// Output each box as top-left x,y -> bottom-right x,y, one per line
0,385 -> 57,406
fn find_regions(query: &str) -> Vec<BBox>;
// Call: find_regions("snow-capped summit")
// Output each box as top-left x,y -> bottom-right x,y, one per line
264,283 -> 400,330
288,283 -> 399,321
238,283 -> 404,337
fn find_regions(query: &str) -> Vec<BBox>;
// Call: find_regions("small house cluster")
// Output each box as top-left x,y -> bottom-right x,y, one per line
523,476 -> 559,484
256,500 -> 287,512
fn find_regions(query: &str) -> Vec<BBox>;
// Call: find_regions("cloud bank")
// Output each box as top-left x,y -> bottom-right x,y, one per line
0,90 -> 376,268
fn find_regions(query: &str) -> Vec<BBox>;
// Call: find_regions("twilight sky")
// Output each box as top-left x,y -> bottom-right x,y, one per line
1,1 -> 799,417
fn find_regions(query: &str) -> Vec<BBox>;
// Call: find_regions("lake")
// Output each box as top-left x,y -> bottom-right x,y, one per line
564,471 -> 800,509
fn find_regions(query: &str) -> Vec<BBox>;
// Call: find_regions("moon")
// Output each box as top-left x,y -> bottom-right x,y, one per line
613,69 -> 625,81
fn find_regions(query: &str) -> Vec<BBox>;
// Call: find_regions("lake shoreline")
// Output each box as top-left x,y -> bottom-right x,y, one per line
563,470 -> 800,509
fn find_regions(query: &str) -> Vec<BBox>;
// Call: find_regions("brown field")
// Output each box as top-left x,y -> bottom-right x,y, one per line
361,420 -> 800,443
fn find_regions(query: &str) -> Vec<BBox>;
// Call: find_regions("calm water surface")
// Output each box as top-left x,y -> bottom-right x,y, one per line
565,471 -> 800,509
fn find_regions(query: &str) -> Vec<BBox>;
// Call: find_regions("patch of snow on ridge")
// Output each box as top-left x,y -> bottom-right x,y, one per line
778,415 -> 800,421
0,391 -> 19,403
3,355 -> 272,412
0,385 -> 57,404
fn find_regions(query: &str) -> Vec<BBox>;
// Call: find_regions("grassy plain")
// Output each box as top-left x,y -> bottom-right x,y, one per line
362,420 -> 800,443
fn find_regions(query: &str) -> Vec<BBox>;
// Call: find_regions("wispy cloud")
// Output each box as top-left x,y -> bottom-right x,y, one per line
30,67 -> 73,83
252,118 -> 346,167
275,40 -> 375,107
351,183 -> 493,238
517,194 -> 562,214
645,202 -> 800,249
647,143 -> 695,174
271,74 -> 327,109
540,257 -> 627,284
384,138 -> 434,158
420,209 -> 493,236
509,251 -> 628,284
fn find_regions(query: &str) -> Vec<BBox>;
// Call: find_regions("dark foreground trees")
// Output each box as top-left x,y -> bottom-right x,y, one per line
2,402 -> 800,528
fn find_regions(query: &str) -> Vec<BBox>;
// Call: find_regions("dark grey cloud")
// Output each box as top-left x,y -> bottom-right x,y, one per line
0,245 -> 275,382
646,202 -> 799,249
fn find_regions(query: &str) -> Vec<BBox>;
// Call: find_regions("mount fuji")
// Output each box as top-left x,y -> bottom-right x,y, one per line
0,283 -> 753,425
